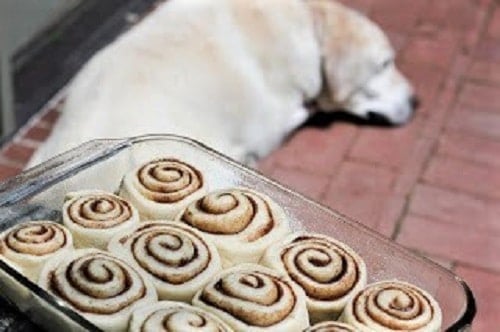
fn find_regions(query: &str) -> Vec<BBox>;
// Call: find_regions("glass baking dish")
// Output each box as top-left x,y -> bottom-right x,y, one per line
0,134 -> 476,331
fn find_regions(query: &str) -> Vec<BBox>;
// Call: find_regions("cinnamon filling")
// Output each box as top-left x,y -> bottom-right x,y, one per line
5,223 -> 68,256
68,195 -> 133,229
136,158 -> 203,203
352,282 -> 435,330
200,271 -> 296,327
129,225 -> 211,285
180,190 -> 275,242
281,237 -> 362,301
49,254 -> 146,315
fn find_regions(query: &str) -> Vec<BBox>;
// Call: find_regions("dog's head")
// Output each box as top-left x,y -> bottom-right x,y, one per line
307,0 -> 417,125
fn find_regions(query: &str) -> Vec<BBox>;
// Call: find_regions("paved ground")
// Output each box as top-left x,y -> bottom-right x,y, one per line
0,0 -> 499,330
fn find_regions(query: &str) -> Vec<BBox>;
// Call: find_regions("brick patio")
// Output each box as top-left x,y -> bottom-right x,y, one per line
1,0 -> 499,330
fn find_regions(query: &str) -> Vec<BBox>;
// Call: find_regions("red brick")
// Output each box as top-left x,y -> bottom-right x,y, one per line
327,161 -> 395,195
256,153 -> 277,175
437,131 -> 500,168
402,31 -> 459,70
393,137 -> 434,195
398,62 -> 446,109
446,108 -> 500,140
409,184 -> 500,233
0,163 -> 21,181
420,74 -> 461,139
349,115 -> 424,169
384,30 -> 408,52
475,38 -> 500,62
39,109 -> 61,126
423,155 -> 500,200
421,0 -> 487,31
323,189 -> 405,233
464,9 -> 490,51
414,22 -> 441,36
1,143 -> 35,164
467,60 -> 500,85
269,167 -> 330,200
447,53 -> 472,84
397,214 -> 500,271
370,0 -> 427,34
458,83 -> 500,111
22,125 -> 52,142
376,196 -> 407,238
476,0 -> 494,7
272,124 -> 358,175
455,265 -> 500,332
487,7 -> 500,39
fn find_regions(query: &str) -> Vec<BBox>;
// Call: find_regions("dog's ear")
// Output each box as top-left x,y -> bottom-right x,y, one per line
307,0 -> 394,110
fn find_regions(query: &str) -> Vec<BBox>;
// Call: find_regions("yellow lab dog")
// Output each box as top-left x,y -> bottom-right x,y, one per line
28,0 -> 415,168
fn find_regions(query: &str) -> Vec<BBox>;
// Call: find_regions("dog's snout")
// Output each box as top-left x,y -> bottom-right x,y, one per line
409,95 -> 420,110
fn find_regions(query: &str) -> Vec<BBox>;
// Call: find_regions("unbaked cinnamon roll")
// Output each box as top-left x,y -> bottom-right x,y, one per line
177,188 -> 290,266
192,264 -> 309,331
260,232 -> 367,323
0,221 -> 73,281
62,191 -> 140,249
304,321 -> 360,332
119,158 -> 207,220
108,221 -> 221,302
128,301 -> 233,332
38,249 -> 157,332
340,280 -> 442,332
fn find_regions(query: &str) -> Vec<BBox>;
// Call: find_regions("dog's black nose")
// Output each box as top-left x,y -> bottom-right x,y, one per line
367,111 -> 391,125
409,95 -> 420,110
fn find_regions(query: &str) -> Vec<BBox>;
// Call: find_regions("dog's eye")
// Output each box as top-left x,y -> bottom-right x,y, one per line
381,58 -> 393,70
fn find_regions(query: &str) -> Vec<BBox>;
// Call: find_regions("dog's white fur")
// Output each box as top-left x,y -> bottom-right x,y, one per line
27,0 -> 414,168
309,0 -> 414,123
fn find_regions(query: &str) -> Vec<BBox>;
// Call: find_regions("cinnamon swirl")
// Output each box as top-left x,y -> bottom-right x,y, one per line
177,188 -> 290,266
119,158 -> 207,220
38,249 -> 157,332
261,232 -> 367,323
192,264 -> 309,331
304,321 -> 360,332
62,191 -> 140,249
0,221 -> 73,281
340,280 -> 442,332
129,301 -> 233,332
108,221 -> 221,302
